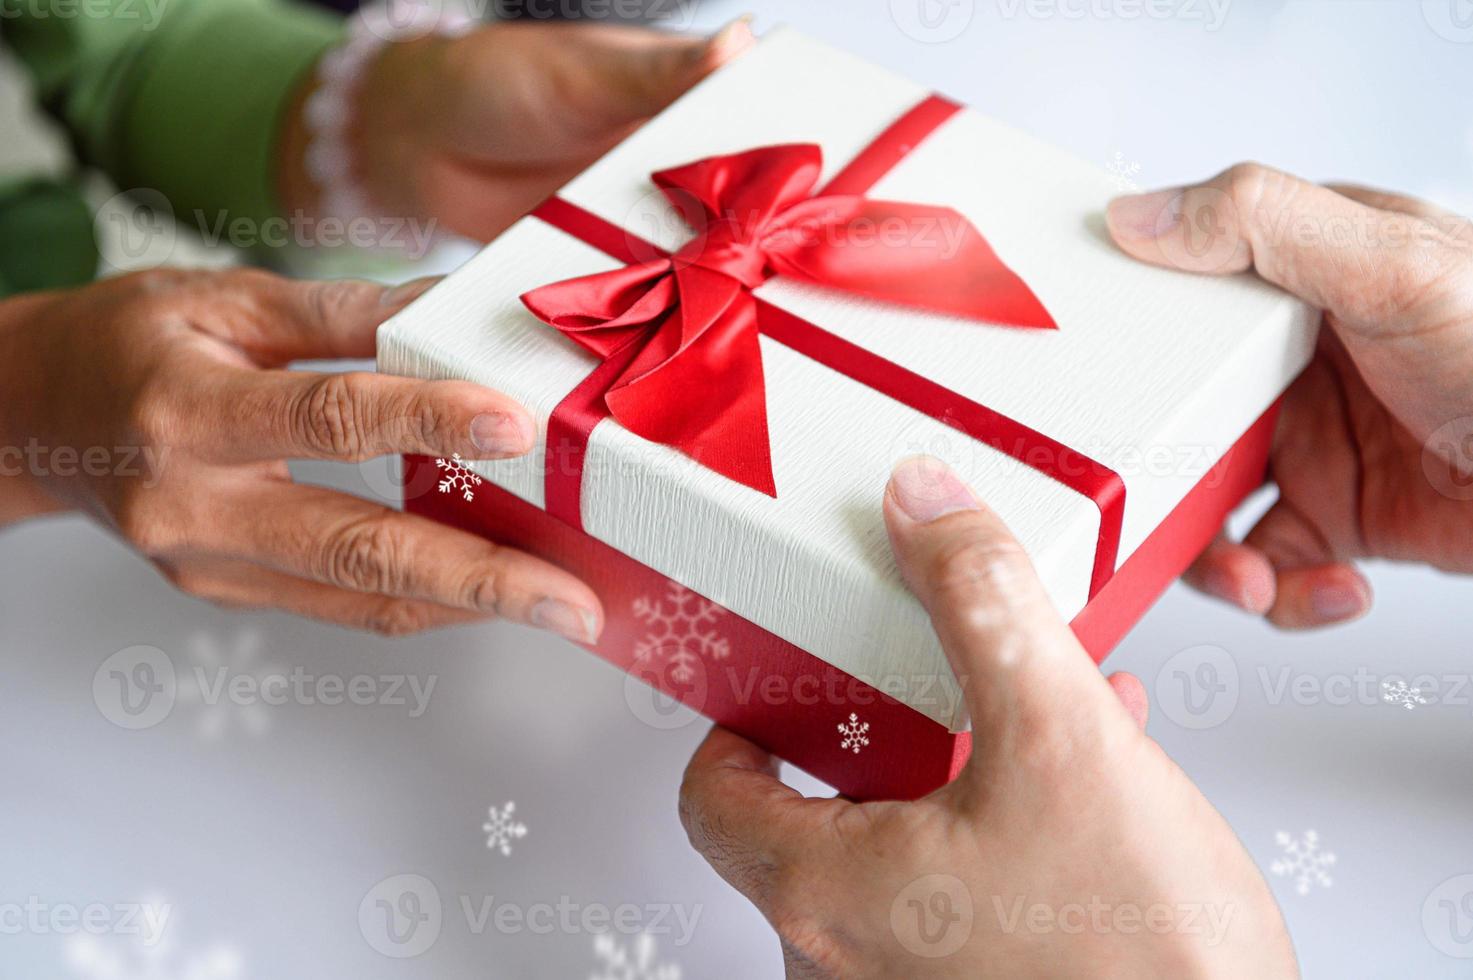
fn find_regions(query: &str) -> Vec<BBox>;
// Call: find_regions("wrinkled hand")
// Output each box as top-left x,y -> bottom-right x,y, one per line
0,269 -> 602,639
1107,167 -> 1473,627
679,456 -> 1294,979
313,18 -> 754,242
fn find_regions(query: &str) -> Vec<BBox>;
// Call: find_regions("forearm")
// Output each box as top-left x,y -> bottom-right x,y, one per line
0,292 -> 68,526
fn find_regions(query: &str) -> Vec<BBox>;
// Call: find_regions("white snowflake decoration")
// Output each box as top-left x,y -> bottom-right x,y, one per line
67,919 -> 242,980
838,713 -> 871,754
631,584 -> 730,684
483,801 -> 528,857
1270,830 -> 1336,895
1105,150 -> 1142,192
590,932 -> 681,980
436,453 -> 483,502
1381,680 -> 1428,710
176,630 -> 276,740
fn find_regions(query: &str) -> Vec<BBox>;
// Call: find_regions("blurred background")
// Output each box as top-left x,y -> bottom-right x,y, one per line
3,0 -> 1472,976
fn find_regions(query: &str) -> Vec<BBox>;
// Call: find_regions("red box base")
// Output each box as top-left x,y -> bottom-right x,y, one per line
405,401 -> 1279,801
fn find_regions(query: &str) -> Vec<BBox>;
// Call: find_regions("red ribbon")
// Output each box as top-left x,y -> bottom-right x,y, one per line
522,106 -> 1054,495
526,96 -> 1126,599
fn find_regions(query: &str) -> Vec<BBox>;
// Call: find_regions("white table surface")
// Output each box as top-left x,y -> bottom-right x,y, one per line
4,1 -> 1473,977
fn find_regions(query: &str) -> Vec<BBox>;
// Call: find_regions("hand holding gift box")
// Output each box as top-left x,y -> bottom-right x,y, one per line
380,27 -> 1319,799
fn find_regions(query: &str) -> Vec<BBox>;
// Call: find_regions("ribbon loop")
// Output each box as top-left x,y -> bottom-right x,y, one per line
521,138 -> 1055,496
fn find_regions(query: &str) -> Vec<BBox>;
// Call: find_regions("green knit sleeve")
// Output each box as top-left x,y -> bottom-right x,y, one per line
3,0 -> 341,231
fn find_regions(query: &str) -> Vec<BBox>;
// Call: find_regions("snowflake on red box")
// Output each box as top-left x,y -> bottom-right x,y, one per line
435,453 -> 482,502
838,713 -> 871,754
632,583 -> 730,684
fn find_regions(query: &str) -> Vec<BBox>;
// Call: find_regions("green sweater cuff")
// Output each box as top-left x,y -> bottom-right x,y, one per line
115,0 -> 340,230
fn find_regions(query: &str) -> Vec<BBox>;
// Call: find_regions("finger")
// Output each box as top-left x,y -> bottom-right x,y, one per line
162,555 -> 490,636
679,725 -> 835,907
576,17 -> 756,123
1181,533 -> 1276,615
1106,671 -> 1149,730
881,456 -> 1127,749
1326,183 -> 1467,223
186,366 -> 535,464
1105,163 -> 1458,334
187,269 -> 439,365
1242,500 -> 1372,628
224,482 -> 603,642
195,270 -> 433,364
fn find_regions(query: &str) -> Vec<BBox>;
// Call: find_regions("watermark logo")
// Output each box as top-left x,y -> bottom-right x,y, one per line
1154,644 -> 1238,730
1422,0 -> 1473,43
0,0 -> 169,30
992,895 -> 1236,944
93,646 -> 177,730
891,874 -> 974,959
96,189 -> 177,274
1423,873 -> 1473,958
359,874 -> 442,959
359,877 -> 701,956
622,641 -> 708,731
994,0 -> 1232,31
1422,416 -> 1473,501
0,898 -> 171,945
93,640 -> 437,733
889,0 -> 975,43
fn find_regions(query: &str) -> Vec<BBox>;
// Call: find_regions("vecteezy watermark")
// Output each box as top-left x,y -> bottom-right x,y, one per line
92,643 -> 437,731
0,898 -> 171,946
994,0 -> 1232,31
359,875 -> 442,959
0,0 -> 168,30
1154,644 -> 1473,730
1421,0 -> 1473,43
1140,177 -> 1473,276
1423,873 -> 1473,958
889,0 -> 975,43
358,874 -> 702,959
479,0 -> 698,25
0,439 -> 168,487
884,419 -> 1233,496
993,895 -> 1237,945
190,211 -> 440,256
1153,644 -> 1240,730
891,875 -> 974,959
96,189 -> 441,271
1422,416 -> 1473,501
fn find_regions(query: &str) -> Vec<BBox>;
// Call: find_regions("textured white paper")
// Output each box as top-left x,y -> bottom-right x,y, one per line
379,28 -> 1317,731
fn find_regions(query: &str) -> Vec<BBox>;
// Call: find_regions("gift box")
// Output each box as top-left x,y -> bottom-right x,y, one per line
378,28 -> 1316,800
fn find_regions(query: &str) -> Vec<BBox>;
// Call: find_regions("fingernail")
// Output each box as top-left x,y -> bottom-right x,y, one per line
1201,564 -> 1260,614
470,412 -> 531,456
532,598 -> 599,644
889,455 -> 981,523
1311,583 -> 1369,623
704,15 -> 755,62
1106,188 -> 1183,241
381,276 -> 438,308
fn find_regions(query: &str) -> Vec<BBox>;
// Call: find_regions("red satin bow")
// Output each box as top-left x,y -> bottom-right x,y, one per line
520,142 -> 1054,495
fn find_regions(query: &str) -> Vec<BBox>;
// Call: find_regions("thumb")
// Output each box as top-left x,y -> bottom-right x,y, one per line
589,17 -> 755,122
678,725 -> 835,905
1104,163 -> 1455,337
882,457 -> 1134,772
